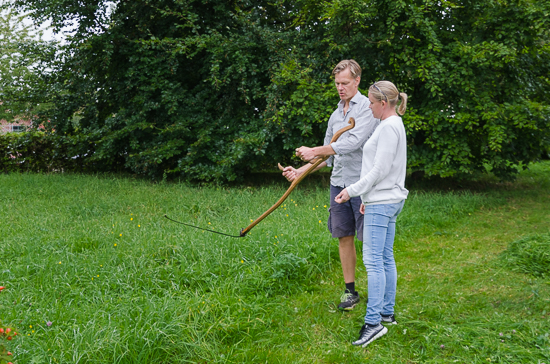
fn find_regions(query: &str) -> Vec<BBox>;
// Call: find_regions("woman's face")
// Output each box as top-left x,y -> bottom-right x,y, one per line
368,92 -> 385,119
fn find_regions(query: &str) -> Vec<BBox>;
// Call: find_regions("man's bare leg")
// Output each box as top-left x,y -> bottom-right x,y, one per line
339,235 -> 356,283
338,235 -> 360,310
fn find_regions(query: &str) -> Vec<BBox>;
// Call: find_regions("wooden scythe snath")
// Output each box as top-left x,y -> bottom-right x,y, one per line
238,117 -> 355,237
165,118 -> 355,237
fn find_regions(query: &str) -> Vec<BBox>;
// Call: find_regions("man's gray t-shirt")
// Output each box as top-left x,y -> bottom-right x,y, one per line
324,90 -> 379,188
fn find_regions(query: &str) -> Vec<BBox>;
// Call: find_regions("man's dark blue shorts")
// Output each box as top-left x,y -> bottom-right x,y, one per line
328,184 -> 364,241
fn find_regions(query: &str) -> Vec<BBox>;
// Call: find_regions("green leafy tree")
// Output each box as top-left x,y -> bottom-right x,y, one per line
10,0 -> 550,181
0,1 -> 56,124
274,0 -> 550,180
8,0 -> 310,180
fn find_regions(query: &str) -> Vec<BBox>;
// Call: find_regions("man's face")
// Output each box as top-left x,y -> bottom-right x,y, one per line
334,68 -> 360,102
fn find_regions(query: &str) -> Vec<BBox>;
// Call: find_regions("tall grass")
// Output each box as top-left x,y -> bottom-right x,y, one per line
1,162 -> 549,363
500,233 -> 550,278
1,174 -> 338,363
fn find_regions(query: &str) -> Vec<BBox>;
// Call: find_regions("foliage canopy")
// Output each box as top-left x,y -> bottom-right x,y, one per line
0,1 -> 56,123
7,0 -> 550,181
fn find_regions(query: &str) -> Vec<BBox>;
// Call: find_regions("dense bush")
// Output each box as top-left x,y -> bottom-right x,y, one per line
7,0 -> 550,182
0,131 -> 121,174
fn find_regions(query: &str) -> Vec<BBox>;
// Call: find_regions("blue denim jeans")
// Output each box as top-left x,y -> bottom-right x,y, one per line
363,200 -> 405,325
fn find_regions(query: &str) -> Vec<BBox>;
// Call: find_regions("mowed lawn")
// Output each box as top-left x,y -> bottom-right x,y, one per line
1,162 -> 549,363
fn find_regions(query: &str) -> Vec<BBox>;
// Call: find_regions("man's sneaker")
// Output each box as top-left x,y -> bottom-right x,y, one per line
352,323 -> 388,347
338,291 -> 360,311
381,314 -> 397,325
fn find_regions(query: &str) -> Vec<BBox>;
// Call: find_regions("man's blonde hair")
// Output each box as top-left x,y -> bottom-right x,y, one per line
332,60 -> 362,79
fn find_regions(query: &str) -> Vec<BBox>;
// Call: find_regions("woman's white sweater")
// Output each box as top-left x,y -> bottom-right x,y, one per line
346,115 -> 408,205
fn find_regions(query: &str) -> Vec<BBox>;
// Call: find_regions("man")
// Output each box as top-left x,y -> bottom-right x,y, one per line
282,59 -> 379,310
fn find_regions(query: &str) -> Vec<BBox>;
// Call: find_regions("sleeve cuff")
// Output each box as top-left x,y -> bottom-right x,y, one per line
346,184 -> 358,198
331,142 -> 341,155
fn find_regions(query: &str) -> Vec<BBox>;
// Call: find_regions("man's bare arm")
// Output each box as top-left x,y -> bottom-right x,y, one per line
295,145 -> 336,162
282,161 -> 328,182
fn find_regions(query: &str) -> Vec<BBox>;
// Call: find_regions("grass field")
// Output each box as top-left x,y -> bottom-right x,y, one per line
1,162 -> 549,363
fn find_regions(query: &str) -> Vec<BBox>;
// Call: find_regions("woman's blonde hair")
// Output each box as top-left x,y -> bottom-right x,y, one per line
369,81 -> 408,115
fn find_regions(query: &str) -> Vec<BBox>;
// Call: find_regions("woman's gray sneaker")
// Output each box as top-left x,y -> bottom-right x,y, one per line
352,323 -> 388,347
381,314 -> 397,325
338,291 -> 360,311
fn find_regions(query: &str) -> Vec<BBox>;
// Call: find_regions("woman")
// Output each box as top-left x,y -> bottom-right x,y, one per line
334,80 -> 409,347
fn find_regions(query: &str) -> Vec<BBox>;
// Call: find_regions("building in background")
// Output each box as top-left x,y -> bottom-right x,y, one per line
1,118 -> 31,133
